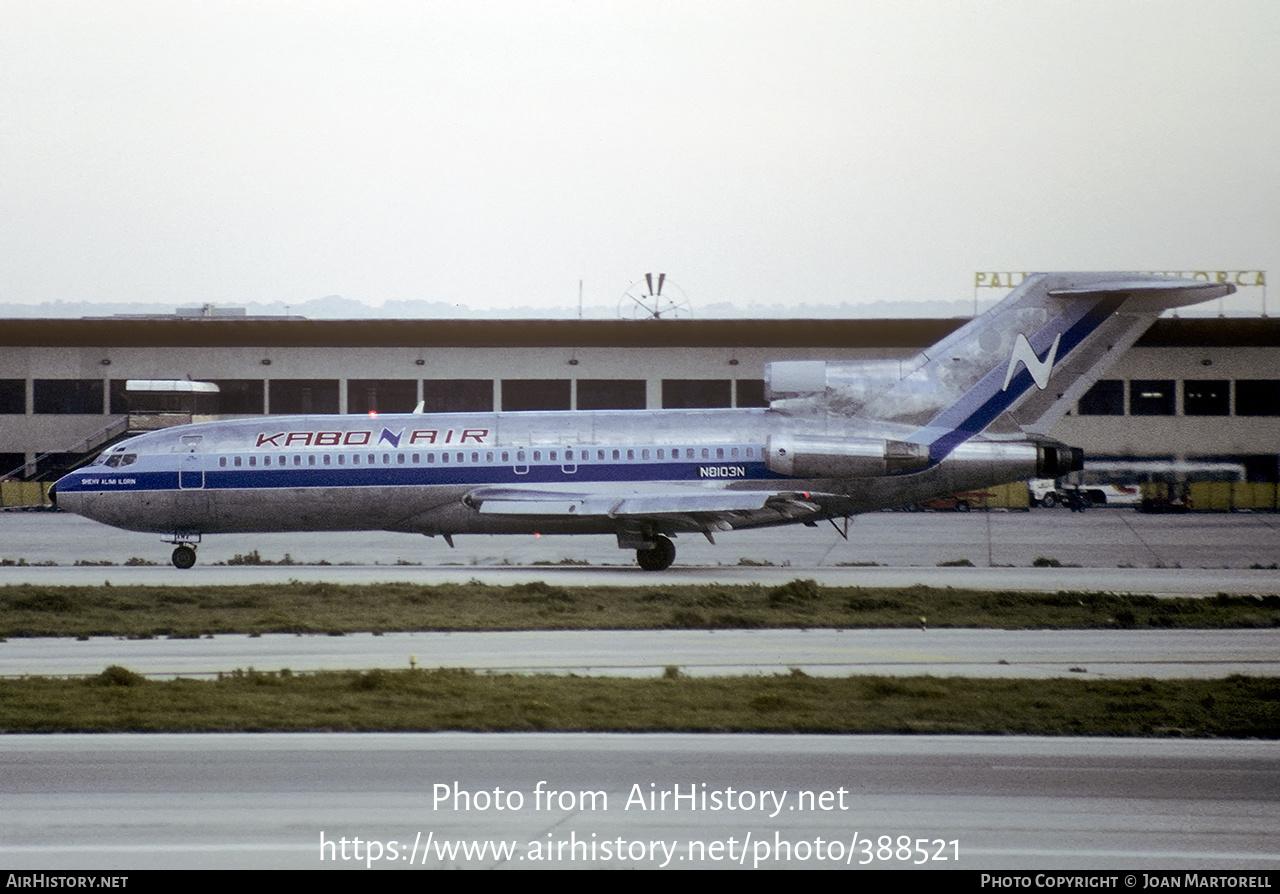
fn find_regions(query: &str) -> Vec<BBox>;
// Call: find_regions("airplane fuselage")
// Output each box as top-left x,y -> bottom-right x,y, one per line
49,273 -> 1234,569
52,406 -> 1042,539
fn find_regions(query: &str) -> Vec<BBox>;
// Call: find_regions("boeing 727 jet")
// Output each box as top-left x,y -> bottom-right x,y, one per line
51,273 -> 1232,569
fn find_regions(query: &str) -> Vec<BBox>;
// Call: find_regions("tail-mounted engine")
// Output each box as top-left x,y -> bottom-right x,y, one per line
766,435 -> 930,478
766,434 -> 1083,480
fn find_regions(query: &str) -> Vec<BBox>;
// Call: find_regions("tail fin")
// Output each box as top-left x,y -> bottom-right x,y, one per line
900,273 -> 1232,447
766,272 -> 1233,445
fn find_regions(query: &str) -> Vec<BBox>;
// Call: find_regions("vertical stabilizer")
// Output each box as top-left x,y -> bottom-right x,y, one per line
885,273 -> 1232,455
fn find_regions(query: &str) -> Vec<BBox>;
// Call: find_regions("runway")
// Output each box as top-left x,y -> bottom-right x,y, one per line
1,733 -> 1276,870
2,509 -> 1279,593
4,628 -> 1279,680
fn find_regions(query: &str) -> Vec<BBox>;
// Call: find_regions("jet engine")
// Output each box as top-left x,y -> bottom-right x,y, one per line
765,435 -> 930,478
766,434 -> 1082,480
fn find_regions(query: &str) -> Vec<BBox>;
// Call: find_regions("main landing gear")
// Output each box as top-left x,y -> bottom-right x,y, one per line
636,534 -> 676,571
171,544 -> 198,569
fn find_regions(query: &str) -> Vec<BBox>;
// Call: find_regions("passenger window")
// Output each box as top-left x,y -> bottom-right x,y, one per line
234,456 -> 242,467
731,447 -> 739,458
249,456 -> 257,467
534,450 -> 542,462
612,449 -> 620,461
627,449 -> 635,460
701,448 -> 709,460
716,448 -> 724,460
309,455 -> 317,466
442,453 -> 449,463
353,454 -> 360,465
642,449 -> 650,460
338,455 -> 345,465
323,455 -> 331,466
219,457 -> 227,467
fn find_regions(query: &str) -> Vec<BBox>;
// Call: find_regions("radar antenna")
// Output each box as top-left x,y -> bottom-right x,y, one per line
618,273 -> 692,320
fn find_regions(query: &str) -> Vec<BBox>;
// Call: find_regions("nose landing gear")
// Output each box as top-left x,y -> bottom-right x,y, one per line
163,534 -> 202,569
171,544 -> 197,569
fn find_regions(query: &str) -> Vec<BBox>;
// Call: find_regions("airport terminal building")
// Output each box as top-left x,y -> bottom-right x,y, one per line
2,314 -> 1278,497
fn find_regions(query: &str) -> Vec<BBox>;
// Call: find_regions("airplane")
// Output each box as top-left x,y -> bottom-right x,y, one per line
50,272 -> 1233,570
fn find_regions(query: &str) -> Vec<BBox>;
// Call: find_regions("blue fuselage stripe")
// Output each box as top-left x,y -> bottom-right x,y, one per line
58,461 -> 780,493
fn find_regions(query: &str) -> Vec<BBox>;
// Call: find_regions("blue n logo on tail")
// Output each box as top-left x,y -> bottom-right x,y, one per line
1002,332 -> 1061,392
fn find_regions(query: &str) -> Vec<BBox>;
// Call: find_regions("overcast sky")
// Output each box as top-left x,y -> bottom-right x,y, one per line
1,1 -> 1275,317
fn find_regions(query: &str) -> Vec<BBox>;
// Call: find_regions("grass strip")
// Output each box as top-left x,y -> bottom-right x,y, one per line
1,580 -> 1278,639
1,667 -> 1276,736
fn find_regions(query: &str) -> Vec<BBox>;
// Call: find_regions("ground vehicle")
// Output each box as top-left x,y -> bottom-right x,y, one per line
1031,478 -> 1141,507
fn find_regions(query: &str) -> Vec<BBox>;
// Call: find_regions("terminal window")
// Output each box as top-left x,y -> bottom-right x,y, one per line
209,380 -> 265,415
735,379 -> 768,408
661,379 -> 732,409
1128,380 -> 1175,416
269,379 -> 339,415
348,379 -> 417,414
33,379 -> 103,414
502,379 -> 571,412
1077,379 -> 1124,415
1235,380 -> 1280,417
1183,380 -> 1230,416
0,380 -> 23,414
108,380 -> 129,414
576,379 -> 646,410
421,380 -> 494,413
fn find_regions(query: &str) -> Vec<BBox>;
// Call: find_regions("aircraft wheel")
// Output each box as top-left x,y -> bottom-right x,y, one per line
636,535 -> 676,571
171,545 -> 197,569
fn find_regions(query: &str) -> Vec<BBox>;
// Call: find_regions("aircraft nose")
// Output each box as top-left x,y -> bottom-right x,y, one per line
47,481 -> 57,508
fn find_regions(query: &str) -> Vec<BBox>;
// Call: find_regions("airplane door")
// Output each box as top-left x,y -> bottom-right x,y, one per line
561,446 -> 577,476
179,435 -> 204,489
179,453 -> 204,489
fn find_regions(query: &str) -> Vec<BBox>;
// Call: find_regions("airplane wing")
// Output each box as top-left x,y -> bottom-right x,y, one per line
464,485 -> 828,530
